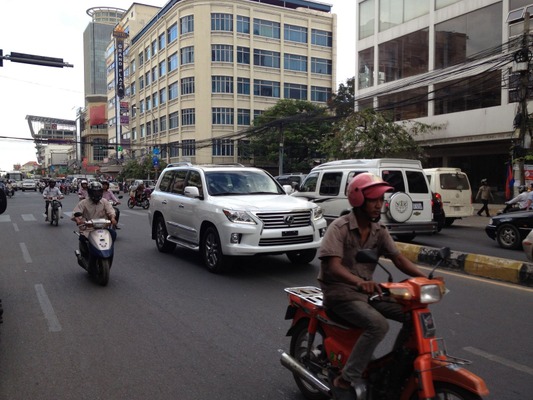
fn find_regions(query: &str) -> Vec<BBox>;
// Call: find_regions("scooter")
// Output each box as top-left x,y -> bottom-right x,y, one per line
5,185 -> 14,198
74,219 -> 115,286
46,196 -> 63,226
280,247 -> 489,400
127,192 -> 150,209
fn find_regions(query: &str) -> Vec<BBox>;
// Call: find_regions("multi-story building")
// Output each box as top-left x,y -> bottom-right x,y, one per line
355,0 -> 532,196
106,0 -> 336,168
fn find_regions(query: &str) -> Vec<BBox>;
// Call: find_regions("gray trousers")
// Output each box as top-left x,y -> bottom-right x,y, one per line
330,299 -> 406,384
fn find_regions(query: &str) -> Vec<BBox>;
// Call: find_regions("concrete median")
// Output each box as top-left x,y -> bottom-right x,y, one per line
396,242 -> 533,287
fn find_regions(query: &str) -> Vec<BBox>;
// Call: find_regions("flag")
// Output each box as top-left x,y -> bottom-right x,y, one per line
505,162 -> 514,200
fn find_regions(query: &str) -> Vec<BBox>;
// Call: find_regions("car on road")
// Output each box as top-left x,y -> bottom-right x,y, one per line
107,181 -> 120,194
485,210 -> 533,249
148,163 -> 327,273
21,179 -> 38,191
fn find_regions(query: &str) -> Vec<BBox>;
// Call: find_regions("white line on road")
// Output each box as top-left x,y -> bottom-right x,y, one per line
21,214 -> 36,221
34,284 -> 62,332
13,223 -> 19,232
464,346 -> 533,376
19,243 -> 32,263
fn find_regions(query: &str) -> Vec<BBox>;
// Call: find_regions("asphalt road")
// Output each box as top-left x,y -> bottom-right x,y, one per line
0,192 -> 531,399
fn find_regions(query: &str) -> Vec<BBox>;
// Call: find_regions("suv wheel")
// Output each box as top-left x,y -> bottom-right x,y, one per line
201,226 -> 230,273
286,249 -> 317,265
154,217 -> 176,253
496,224 -> 521,249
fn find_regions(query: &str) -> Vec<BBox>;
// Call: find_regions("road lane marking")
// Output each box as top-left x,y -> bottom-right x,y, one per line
13,223 -> 19,232
21,214 -> 36,221
0,215 -> 11,223
19,243 -> 32,263
34,284 -> 62,332
464,346 -> 533,376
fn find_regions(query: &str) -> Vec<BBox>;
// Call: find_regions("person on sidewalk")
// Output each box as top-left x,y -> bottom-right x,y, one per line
476,179 -> 493,217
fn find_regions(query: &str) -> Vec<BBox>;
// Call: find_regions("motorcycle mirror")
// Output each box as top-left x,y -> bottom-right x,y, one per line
356,249 -> 393,283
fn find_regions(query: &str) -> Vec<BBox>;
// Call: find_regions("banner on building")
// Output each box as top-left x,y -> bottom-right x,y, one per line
113,25 -> 129,99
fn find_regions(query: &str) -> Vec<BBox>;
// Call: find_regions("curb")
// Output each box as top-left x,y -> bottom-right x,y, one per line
396,242 -> 533,287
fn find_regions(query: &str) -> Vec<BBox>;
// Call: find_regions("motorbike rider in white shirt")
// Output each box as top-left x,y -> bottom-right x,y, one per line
42,179 -> 64,221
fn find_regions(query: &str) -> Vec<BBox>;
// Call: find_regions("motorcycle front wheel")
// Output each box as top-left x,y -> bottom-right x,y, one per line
409,382 -> 483,400
96,258 -> 110,286
142,199 -> 150,209
127,198 -> 135,209
289,320 -> 329,400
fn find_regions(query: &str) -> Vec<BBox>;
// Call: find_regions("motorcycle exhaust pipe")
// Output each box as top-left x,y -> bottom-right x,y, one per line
279,350 -> 331,397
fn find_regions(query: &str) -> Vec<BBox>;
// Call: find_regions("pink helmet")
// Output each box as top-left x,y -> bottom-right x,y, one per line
347,173 -> 393,207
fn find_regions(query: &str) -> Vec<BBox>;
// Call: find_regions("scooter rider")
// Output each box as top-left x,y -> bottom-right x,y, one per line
72,181 -> 117,259
503,185 -> 529,212
42,179 -> 64,222
101,180 -> 121,228
317,173 -> 427,398
78,180 -> 89,200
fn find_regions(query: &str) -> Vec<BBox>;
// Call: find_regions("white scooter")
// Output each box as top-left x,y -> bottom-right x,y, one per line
46,196 -> 63,226
74,219 -> 116,286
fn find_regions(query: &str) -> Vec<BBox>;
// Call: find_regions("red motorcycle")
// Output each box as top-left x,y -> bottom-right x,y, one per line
127,190 -> 150,210
280,248 -> 489,400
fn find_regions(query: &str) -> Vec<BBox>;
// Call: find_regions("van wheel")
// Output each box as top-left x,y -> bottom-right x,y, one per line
395,234 -> 416,242
444,218 -> 455,227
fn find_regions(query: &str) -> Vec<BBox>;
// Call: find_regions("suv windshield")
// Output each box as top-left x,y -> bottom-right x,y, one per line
205,170 -> 283,196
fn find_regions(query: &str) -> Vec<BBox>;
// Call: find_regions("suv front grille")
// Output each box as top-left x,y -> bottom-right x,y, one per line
256,210 -> 311,229
259,235 -> 314,246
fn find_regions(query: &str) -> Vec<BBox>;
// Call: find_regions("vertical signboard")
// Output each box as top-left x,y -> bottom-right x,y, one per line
113,25 -> 129,99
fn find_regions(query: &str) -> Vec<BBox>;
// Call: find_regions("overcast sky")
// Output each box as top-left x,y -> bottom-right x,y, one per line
0,0 -> 355,172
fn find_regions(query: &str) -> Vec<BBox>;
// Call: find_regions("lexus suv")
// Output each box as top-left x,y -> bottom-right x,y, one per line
148,164 -> 327,273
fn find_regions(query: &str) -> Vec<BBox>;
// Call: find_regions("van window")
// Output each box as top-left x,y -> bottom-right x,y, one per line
440,173 -> 470,190
345,171 -> 367,195
406,171 -> 429,193
299,173 -> 319,192
319,172 -> 343,196
382,170 -> 405,192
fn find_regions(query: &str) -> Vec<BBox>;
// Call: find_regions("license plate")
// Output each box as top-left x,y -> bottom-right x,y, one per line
413,202 -> 423,210
282,230 -> 298,237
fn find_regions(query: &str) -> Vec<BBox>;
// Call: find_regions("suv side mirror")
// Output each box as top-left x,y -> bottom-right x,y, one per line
283,184 -> 293,194
184,186 -> 201,199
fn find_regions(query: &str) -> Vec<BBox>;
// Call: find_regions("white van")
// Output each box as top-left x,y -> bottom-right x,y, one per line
424,168 -> 473,226
292,159 -> 437,241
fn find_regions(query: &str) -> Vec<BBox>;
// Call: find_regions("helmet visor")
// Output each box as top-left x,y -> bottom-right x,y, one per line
364,184 -> 393,200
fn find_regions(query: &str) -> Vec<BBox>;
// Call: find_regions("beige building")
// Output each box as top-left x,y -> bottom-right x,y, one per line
105,0 -> 336,170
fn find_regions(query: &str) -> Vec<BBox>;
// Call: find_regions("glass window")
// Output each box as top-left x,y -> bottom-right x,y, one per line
145,46 -> 151,61
168,23 -> 178,43
212,108 -> 234,125
182,108 -> 196,126
158,32 -> 166,50
212,44 -> 233,62
237,46 -> 250,64
159,88 -> 167,104
180,15 -> 194,35
284,83 -> 307,100
378,29 -> 428,83
359,0 -> 375,39
253,19 -> 280,39
378,87 -> 428,120
237,77 -> 250,95
182,139 -> 196,156
237,109 -> 250,125
284,53 -> 307,72
152,40 -> 157,56
159,60 -> 166,77
379,0 -> 429,31
254,49 -> 280,68
138,51 -> 144,66
168,52 -> 178,72
169,111 -> 179,129
212,76 -> 234,93
212,139 -> 234,156
435,4 -> 501,69
168,82 -> 179,101
284,24 -> 307,43
311,29 -> 332,47
159,115 -> 167,132
311,57 -> 332,75
171,170 -> 187,195
254,79 -> 280,97
436,0 -> 461,9
434,71 -> 501,115
152,67 -> 157,82
181,77 -> 195,95
237,15 -> 250,34
212,13 -> 233,31
158,171 -> 174,192
319,172 -> 343,196
145,72 -> 151,87
181,46 -> 194,65
299,172 -> 319,193
382,170 -> 405,192
406,171 -> 429,194
311,86 -> 331,102
358,47 -> 374,89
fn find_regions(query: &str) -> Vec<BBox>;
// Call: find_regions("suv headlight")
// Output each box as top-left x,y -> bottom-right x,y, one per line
313,206 -> 324,220
223,209 -> 257,225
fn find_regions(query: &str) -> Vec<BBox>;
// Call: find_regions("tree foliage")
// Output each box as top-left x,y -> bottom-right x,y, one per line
328,76 -> 355,117
248,99 -> 333,172
320,109 -> 440,160
118,156 -> 167,181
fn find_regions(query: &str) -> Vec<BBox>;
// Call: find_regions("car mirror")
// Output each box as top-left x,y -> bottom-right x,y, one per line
184,186 -> 200,199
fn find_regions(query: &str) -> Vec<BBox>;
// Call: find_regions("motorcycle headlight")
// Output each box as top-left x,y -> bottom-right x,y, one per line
420,284 -> 444,304
312,206 -> 323,220
223,209 -> 257,225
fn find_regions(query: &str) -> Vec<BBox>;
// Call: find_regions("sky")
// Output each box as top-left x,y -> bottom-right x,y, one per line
0,0 -> 355,172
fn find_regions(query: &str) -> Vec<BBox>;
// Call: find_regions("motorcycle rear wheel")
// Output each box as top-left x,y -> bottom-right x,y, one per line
142,200 -> 150,209
96,258 -> 110,286
409,382 -> 483,400
289,320 -> 329,400
127,199 -> 135,209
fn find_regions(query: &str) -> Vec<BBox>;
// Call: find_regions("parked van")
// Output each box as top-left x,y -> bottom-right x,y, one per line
292,159 -> 437,241
424,167 -> 473,226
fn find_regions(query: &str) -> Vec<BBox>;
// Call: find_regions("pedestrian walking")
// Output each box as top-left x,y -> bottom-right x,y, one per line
476,179 -> 493,217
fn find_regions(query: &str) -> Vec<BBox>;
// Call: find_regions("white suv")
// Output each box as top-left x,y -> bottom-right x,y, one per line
148,164 -> 327,273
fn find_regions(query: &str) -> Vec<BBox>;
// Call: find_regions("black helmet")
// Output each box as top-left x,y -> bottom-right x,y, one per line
100,180 -> 109,186
49,179 -> 56,186
88,181 -> 103,203
519,185 -> 527,193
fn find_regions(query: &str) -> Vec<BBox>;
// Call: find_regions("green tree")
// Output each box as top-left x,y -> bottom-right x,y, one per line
249,99 -> 333,172
118,156 -> 167,181
320,109 -> 440,160
328,76 -> 355,117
